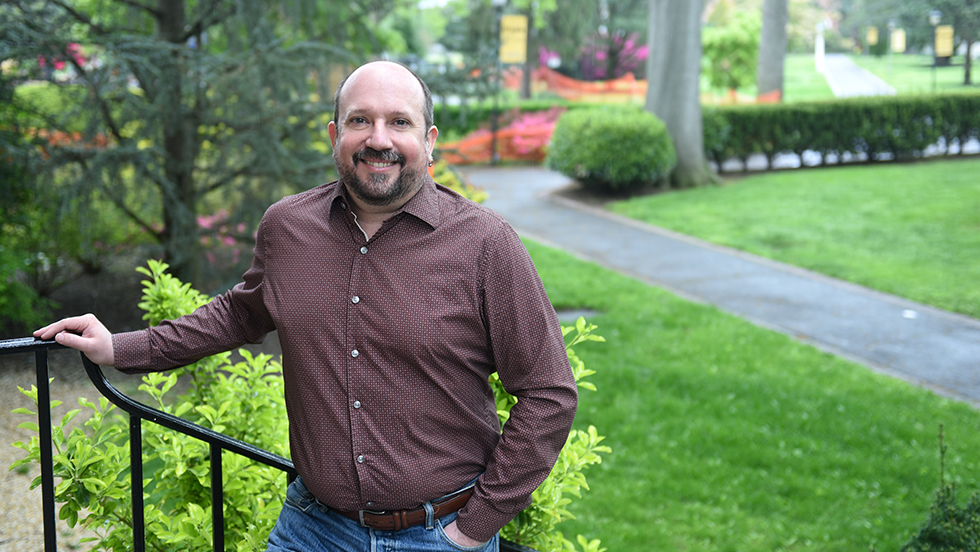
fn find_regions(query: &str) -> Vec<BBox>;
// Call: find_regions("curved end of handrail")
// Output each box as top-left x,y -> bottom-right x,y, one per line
79,353 -> 295,476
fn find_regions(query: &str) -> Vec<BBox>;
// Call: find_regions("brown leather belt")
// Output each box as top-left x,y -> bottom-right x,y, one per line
329,488 -> 474,531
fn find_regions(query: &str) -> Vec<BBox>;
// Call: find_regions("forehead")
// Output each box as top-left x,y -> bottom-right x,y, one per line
338,63 -> 426,122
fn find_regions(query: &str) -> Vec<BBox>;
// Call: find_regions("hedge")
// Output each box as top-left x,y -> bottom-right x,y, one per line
704,92 -> 980,171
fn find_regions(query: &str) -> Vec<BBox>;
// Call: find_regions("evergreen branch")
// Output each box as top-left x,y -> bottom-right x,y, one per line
112,0 -> 162,18
200,164 -> 257,197
45,0 -> 109,35
179,2 -> 233,44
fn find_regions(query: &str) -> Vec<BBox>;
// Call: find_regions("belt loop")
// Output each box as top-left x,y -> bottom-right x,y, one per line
423,501 -> 435,530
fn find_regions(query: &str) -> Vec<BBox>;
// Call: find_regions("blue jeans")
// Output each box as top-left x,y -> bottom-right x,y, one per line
266,477 -> 499,552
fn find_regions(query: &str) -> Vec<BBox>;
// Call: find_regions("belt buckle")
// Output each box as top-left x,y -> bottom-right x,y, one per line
358,508 -> 387,528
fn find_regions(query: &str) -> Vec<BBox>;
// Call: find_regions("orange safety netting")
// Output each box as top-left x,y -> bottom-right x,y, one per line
505,66 -> 647,103
437,123 -> 555,165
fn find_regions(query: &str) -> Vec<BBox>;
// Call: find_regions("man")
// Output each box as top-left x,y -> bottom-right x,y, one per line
35,61 -> 577,551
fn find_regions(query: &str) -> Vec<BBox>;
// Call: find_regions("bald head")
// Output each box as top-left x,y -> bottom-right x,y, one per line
333,61 -> 434,134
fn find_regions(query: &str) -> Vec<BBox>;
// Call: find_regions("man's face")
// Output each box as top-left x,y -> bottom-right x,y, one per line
329,63 -> 438,208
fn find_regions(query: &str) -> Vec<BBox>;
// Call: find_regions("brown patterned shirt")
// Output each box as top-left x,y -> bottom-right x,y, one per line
112,176 -> 578,542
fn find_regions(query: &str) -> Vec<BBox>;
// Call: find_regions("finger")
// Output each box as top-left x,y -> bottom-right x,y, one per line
34,320 -> 69,340
34,315 -> 94,340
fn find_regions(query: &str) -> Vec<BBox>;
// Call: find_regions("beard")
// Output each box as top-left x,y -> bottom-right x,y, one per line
337,147 -> 427,207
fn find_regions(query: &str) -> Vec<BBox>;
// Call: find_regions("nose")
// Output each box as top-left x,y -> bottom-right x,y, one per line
365,121 -> 393,151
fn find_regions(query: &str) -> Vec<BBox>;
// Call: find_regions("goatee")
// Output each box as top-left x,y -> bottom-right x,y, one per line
338,147 -> 426,207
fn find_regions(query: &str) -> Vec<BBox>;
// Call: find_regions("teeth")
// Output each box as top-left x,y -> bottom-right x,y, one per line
365,161 -> 394,168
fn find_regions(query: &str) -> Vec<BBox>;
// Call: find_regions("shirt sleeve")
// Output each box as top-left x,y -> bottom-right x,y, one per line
454,221 -> 579,542
113,216 -> 276,373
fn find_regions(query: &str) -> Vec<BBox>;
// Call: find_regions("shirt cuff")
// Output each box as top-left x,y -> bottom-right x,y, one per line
111,330 -> 151,373
454,493 -> 528,544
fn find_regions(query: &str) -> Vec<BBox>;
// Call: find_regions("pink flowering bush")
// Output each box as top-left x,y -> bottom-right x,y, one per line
580,32 -> 648,81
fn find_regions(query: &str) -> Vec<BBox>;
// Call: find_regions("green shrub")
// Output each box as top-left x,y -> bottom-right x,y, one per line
12,260 -> 609,552
703,93 -> 980,172
546,106 -> 677,193
901,425 -> 980,552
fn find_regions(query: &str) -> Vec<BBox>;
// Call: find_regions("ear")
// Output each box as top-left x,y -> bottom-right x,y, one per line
328,120 -> 338,148
425,125 -> 439,159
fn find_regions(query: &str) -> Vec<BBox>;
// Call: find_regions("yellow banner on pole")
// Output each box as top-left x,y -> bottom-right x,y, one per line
935,25 -> 954,57
891,29 -> 906,53
866,26 -> 878,46
500,14 -> 528,64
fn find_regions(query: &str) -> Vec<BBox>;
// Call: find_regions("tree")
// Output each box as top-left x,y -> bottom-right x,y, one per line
932,0 -> 980,85
645,0 -> 716,188
702,10 -> 763,92
0,0 -> 406,285
757,0 -> 789,100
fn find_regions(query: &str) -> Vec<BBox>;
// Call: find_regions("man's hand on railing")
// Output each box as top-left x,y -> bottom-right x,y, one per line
34,313 -> 115,366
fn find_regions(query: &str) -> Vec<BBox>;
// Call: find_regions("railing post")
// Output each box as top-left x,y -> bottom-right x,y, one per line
211,444 -> 224,551
130,416 -> 145,552
35,347 -> 58,552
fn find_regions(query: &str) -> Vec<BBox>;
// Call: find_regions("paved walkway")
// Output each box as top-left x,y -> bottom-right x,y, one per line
822,53 -> 896,97
463,166 -> 980,407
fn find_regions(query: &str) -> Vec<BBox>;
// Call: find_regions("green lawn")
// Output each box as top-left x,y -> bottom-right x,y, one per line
528,239 -> 980,552
850,53 -> 980,95
783,53 -> 836,103
606,159 -> 980,319
703,52 -> 979,103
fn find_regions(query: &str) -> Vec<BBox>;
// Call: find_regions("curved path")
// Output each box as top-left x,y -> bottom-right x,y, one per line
464,166 -> 980,407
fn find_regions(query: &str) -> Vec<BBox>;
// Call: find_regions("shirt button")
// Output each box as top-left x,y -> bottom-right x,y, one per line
351,349 -> 359,358
360,246 -> 368,254
366,501 -> 374,507
353,400 -> 361,409
356,455 -> 365,464
352,296 -> 360,304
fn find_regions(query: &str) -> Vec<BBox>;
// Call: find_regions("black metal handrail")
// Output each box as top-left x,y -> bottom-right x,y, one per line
0,337 -> 296,552
1,336 -> 535,552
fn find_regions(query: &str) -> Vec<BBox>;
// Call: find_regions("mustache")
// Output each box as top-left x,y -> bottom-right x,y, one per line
353,147 -> 405,166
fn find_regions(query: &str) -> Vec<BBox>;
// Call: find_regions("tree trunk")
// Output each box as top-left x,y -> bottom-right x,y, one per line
521,7 -> 534,99
158,0 -> 200,283
645,0 -> 715,188
757,0 -> 788,100
964,33 -> 973,85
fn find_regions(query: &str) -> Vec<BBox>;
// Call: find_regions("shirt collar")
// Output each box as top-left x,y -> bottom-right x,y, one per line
328,175 -> 441,230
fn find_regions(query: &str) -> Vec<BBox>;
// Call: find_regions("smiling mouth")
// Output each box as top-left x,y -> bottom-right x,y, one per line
363,160 -> 397,169
353,148 -> 405,169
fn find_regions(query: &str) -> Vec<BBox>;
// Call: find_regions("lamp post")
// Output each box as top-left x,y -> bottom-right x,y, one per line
490,0 -> 507,165
929,9 -> 941,92
887,19 -> 896,76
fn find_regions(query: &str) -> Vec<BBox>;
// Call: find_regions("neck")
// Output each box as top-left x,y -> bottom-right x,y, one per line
344,182 -> 421,239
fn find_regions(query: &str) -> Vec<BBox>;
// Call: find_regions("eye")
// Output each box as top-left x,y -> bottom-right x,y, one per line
392,118 -> 411,128
347,116 -> 368,127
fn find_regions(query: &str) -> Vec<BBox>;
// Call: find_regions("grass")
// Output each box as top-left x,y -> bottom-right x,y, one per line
850,53 -> 980,95
700,52 -> 978,104
782,53 -> 836,103
701,53 -> 841,104
605,159 -> 980,319
527,239 -> 980,551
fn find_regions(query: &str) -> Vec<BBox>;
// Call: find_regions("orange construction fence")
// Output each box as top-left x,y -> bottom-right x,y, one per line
503,66 -> 647,103
437,123 -> 554,165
